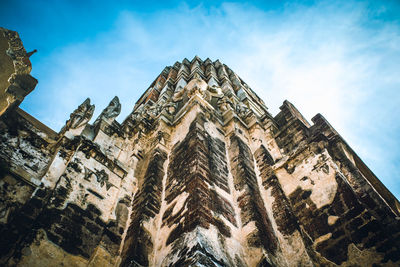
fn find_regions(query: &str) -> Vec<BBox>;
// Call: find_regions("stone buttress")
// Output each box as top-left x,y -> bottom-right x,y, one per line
0,44 -> 399,267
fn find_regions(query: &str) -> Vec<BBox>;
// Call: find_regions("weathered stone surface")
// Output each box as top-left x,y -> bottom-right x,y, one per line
0,28 -> 37,117
229,134 -> 278,254
120,148 -> 167,266
1,51 -> 399,267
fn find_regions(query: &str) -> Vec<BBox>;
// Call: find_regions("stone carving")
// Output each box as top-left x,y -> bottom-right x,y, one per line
123,105 -> 145,135
164,102 -> 177,115
84,167 -> 94,181
93,96 -> 121,128
133,103 -> 161,121
208,85 -> 223,96
146,104 -> 161,119
84,167 -> 112,190
172,86 -> 185,102
64,98 -> 95,130
95,169 -> 111,189
204,85 -> 224,102
131,105 -> 144,122
186,73 -> 208,98
0,28 -> 39,116
5,46 -> 36,61
217,96 -> 233,112
97,96 -> 121,122
201,89 -> 212,102
235,101 -> 249,118
126,103 -> 163,135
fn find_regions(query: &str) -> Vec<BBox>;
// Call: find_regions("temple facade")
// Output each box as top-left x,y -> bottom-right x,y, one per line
1,28 -> 400,267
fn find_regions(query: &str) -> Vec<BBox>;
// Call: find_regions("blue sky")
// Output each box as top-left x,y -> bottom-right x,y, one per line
1,0 -> 399,199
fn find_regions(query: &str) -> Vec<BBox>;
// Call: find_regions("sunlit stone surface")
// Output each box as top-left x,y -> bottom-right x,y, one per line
1,30 -> 399,267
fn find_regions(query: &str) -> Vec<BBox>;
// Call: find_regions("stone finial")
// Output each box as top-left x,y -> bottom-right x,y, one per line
26,49 -> 37,58
62,98 -> 95,136
95,96 -> 121,124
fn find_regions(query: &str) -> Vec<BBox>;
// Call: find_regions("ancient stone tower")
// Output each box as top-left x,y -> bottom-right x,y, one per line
1,28 -> 400,267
